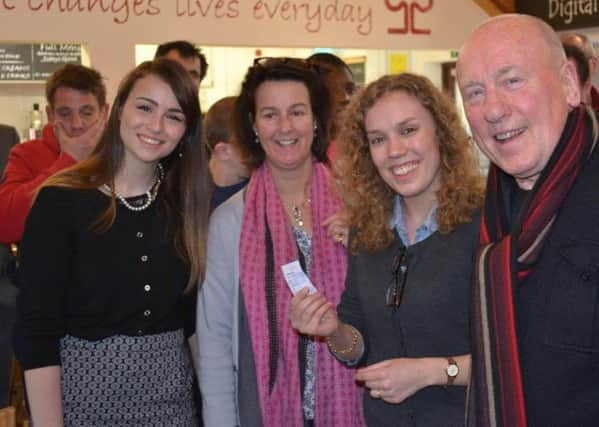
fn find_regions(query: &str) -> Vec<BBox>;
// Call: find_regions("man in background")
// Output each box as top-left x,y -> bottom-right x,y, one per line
154,40 -> 208,93
562,42 -> 591,108
0,64 -> 108,246
306,52 -> 355,142
561,32 -> 599,109
204,96 -> 248,210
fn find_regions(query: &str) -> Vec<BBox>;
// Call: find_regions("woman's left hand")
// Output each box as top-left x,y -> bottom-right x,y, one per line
322,211 -> 349,247
355,358 -> 435,404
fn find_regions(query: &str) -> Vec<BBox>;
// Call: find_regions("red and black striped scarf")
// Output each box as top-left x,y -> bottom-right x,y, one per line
470,106 -> 597,426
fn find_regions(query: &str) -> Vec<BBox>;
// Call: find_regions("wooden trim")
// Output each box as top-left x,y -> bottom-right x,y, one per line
471,0 -> 515,16
0,407 -> 15,427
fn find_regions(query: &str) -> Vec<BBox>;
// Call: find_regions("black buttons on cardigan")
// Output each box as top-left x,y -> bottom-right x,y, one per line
137,329 -> 143,336
138,231 -> 151,322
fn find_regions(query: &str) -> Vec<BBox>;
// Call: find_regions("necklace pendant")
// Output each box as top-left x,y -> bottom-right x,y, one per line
292,205 -> 304,228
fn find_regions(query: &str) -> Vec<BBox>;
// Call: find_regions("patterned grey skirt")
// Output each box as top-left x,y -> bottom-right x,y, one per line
59,330 -> 198,426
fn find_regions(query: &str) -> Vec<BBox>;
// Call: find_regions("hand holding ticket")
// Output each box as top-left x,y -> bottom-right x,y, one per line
281,261 -> 317,295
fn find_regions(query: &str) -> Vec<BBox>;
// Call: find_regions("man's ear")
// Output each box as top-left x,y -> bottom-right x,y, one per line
561,60 -> 582,108
213,141 -> 230,159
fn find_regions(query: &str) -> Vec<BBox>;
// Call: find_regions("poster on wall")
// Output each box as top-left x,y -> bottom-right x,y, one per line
32,44 -> 82,80
0,44 -> 33,80
389,53 -> 409,74
0,43 -> 81,82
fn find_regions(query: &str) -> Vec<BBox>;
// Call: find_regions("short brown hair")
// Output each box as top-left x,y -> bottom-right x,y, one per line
203,96 -> 237,154
45,64 -> 106,108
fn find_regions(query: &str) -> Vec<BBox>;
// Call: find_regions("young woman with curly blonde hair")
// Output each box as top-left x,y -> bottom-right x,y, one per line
339,73 -> 484,253
290,73 -> 485,426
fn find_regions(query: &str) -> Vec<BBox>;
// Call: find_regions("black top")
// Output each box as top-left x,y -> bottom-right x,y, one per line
14,186 -> 195,370
338,216 -> 480,427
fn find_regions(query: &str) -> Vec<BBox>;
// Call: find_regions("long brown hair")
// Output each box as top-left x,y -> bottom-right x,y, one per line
337,73 -> 485,253
40,59 -> 210,292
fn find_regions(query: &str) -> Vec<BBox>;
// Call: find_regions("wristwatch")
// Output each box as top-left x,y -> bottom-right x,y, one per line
446,357 -> 459,386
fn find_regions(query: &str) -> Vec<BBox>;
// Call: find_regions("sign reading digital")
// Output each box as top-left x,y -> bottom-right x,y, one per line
516,0 -> 599,31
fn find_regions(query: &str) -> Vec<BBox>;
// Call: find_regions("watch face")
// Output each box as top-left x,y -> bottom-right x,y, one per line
447,364 -> 459,377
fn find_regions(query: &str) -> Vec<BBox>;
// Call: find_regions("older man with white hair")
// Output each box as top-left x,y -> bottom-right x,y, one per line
457,14 -> 599,427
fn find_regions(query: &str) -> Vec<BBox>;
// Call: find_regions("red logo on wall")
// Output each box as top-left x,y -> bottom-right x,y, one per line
385,0 -> 433,35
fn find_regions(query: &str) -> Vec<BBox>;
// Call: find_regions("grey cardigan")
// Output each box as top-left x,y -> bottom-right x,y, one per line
196,191 -> 261,427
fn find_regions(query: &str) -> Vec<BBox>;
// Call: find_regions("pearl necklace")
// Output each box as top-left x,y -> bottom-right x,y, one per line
102,163 -> 164,212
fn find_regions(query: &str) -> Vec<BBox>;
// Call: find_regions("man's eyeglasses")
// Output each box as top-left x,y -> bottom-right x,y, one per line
386,247 -> 408,308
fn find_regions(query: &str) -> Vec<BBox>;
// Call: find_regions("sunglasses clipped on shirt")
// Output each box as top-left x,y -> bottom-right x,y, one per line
386,246 -> 408,308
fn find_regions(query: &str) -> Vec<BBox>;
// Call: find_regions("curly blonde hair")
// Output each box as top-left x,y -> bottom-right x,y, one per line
336,73 -> 485,253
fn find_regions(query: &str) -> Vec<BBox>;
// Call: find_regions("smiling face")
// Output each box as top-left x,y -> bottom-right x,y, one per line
457,16 -> 580,189
119,74 -> 186,170
253,80 -> 315,174
365,90 -> 441,208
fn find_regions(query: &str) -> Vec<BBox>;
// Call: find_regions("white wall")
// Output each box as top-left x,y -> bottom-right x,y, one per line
1,43 -> 465,137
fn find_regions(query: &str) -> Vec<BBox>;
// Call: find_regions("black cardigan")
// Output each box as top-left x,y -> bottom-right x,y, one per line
338,215 -> 480,427
14,186 -> 195,370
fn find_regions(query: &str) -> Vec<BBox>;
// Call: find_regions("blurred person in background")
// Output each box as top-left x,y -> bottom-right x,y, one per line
203,96 -> 249,210
306,52 -> 356,160
155,40 -> 208,94
0,64 -> 108,246
561,32 -> 599,109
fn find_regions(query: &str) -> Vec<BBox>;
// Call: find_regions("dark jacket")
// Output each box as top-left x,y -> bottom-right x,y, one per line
339,216 -> 480,427
514,138 -> 599,426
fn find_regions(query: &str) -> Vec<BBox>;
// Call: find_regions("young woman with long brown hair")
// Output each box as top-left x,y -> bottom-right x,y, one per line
14,58 -> 210,426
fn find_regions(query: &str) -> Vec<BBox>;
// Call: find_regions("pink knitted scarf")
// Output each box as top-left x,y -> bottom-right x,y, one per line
239,160 -> 364,427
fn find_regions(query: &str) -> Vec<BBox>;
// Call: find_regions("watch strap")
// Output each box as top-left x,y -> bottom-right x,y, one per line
446,357 -> 459,386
